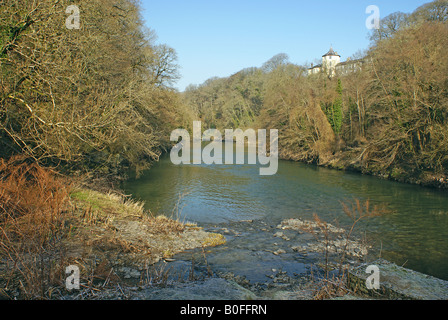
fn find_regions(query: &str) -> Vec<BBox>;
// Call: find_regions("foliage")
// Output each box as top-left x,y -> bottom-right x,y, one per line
0,156 -> 72,299
323,79 -> 343,135
183,1 -> 448,180
0,0 -> 185,176
182,67 -> 266,130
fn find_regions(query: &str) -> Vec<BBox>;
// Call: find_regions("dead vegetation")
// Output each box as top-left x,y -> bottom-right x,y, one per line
296,199 -> 390,300
0,156 -> 73,299
0,157 -> 225,299
182,2 -> 448,185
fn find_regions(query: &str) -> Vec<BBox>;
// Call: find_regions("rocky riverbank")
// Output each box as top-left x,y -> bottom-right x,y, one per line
67,188 -> 226,275
0,187 -> 226,300
279,151 -> 448,191
46,213 -> 448,301
323,157 -> 447,190
2,181 -> 442,301
70,217 -> 372,300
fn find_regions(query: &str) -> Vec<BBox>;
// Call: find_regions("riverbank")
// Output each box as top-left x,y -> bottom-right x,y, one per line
55,215 -> 371,300
67,187 -> 227,264
0,171 -> 372,301
279,150 -> 448,190
53,215 -> 448,301
3,182 -> 446,300
2,158 -> 446,300
0,168 -> 226,299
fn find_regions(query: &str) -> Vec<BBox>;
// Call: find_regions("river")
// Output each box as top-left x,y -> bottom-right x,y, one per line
122,143 -> 448,282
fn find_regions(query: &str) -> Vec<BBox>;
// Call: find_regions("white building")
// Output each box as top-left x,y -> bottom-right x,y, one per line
308,47 -> 364,77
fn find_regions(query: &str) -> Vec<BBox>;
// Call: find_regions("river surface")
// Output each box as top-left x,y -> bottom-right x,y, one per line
123,143 -> 448,282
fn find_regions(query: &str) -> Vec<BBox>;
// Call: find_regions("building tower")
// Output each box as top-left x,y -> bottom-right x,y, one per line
322,46 -> 341,77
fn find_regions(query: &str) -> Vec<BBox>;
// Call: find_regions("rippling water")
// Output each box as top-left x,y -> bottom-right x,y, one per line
123,144 -> 448,280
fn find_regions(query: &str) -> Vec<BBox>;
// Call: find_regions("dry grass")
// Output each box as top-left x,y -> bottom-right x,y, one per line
0,159 -> 225,299
146,216 -> 185,235
0,156 -> 73,299
70,188 -> 186,235
301,199 -> 389,300
0,159 -> 171,299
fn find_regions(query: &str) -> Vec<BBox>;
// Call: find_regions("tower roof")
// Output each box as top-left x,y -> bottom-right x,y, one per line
322,47 -> 341,57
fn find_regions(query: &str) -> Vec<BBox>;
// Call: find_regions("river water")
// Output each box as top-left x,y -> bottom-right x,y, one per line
122,143 -> 448,282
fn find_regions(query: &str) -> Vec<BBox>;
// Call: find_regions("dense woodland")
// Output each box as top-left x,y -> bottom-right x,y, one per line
1,0 -> 193,176
0,0 -> 196,298
182,0 -> 448,186
1,0 -> 447,186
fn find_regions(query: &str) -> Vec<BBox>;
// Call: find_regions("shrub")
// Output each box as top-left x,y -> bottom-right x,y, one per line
0,157 -> 72,299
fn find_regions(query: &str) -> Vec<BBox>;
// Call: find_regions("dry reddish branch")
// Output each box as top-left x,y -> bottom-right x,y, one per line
0,156 -> 72,299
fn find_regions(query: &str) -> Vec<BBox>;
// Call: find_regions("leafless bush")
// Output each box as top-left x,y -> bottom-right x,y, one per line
0,156 -> 73,299
301,199 -> 389,300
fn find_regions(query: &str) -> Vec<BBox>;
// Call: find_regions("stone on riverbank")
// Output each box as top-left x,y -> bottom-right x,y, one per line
348,259 -> 448,300
278,218 -> 346,234
278,218 -> 369,258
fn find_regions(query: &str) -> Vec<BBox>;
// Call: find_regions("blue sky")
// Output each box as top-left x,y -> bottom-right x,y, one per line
140,0 -> 431,91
